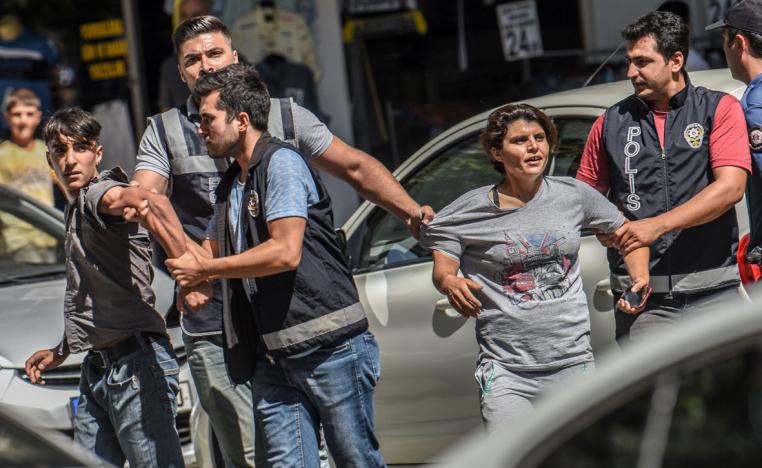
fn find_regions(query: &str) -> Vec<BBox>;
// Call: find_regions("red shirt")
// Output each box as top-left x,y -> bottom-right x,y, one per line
576,94 -> 751,191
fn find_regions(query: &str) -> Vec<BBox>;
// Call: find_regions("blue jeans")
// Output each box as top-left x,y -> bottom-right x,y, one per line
183,334 -> 255,467
74,337 -> 184,468
252,331 -> 386,468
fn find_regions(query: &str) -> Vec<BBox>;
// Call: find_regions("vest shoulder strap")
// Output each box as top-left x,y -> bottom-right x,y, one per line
158,108 -> 191,160
268,97 -> 299,149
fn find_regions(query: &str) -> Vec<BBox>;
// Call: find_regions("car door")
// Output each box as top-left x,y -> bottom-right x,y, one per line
344,108 -> 606,463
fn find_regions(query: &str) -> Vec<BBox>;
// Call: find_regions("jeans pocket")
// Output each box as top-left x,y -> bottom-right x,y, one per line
362,333 -> 381,384
107,356 -> 140,390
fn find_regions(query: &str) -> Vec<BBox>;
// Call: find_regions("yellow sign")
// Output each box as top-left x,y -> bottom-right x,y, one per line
88,60 -> 126,80
81,39 -> 128,62
80,19 -> 124,41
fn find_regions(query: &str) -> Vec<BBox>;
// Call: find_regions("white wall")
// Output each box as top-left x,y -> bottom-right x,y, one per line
578,0 -> 713,61
313,0 -> 361,226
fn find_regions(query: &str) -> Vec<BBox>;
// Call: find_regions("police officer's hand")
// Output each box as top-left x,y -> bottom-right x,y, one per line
176,283 -> 212,313
595,231 -> 617,248
618,218 -> 665,254
166,250 -> 207,287
406,204 -> 435,240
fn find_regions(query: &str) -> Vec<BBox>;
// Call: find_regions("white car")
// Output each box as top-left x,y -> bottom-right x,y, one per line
440,289 -> 762,468
192,68 -> 752,465
0,184 -> 198,465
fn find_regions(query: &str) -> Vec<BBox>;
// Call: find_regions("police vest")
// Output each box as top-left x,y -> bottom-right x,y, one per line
603,82 -> 740,294
150,97 -> 302,334
217,135 -> 367,381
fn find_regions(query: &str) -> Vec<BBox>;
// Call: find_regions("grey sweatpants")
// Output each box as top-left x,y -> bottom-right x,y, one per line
475,360 -> 594,429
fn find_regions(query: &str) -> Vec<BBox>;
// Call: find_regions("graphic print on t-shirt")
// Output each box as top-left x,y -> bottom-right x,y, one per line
500,231 -> 574,304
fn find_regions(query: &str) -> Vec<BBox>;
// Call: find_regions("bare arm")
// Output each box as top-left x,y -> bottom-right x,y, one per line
431,250 -> 482,317
167,217 -> 305,287
618,166 -> 747,254
132,169 -> 169,195
99,186 -> 186,258
310,136 -> 434,237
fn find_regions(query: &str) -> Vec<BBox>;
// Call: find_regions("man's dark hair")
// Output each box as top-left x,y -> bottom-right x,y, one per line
725,26 -> 762,58
657,1 -> 689,23
622,11 -> 690,69
193,63 -> 270,132
480,103 -> 558,175
42,107 -> 101,146
172,15 -> 231,53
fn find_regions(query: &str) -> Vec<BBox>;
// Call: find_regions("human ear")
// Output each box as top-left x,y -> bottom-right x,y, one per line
490,147 -> 503,164
670,51 -> 684,73
237,112 -> 249,132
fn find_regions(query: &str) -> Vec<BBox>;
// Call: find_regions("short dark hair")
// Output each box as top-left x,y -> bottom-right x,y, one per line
657,1 -> 689,23
192,63 -> 270,132
725,26 -> 762,58
172,15 -> 231,54
622,11 -> 690,69
42,108 -> 101,147
480,103 -> 558,175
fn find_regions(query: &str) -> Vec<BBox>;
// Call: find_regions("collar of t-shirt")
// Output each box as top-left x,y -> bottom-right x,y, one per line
652,109 -> 667,149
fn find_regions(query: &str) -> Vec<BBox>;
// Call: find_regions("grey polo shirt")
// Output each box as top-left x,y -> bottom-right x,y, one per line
58,168 -> 167,354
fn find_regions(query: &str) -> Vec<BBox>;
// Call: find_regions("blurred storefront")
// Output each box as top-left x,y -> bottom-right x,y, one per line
0,0 -> 734,222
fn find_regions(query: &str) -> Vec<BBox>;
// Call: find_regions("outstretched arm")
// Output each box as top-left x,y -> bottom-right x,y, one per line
310,136 -> 434,238
99,186 -> 186,258
167,217 -> 305,287
617,166 -> 746,254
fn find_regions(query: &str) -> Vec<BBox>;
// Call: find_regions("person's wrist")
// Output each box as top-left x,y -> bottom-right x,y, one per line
654,214 -> 671,237
405,203 -> 422,221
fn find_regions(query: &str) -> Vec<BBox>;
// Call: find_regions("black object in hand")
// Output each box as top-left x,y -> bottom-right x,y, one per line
620,286 -> 651,308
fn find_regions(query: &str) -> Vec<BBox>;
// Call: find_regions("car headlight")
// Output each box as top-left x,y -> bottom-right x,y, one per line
0,357 -> 17,401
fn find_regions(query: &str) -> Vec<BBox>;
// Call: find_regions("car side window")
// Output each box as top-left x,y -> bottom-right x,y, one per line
0,210 -> 62,266
350,136 -> 498,272
546,118 -> 595,178
536,346 -> 762,468
348,116 -> 596,273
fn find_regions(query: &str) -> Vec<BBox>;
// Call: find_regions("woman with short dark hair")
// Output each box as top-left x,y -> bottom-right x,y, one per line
421,103 -> 650,426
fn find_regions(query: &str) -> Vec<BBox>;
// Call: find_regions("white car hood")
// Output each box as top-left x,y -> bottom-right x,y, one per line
0,272 -> 176,368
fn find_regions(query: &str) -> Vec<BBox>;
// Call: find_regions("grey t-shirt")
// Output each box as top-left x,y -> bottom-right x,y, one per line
134,96 -> 334,179
420,177 -> 624,371
60,168 -> 167,353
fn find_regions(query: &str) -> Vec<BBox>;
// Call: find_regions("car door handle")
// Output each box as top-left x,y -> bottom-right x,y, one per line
435,298 -> 463,318
596,278 -> 611,293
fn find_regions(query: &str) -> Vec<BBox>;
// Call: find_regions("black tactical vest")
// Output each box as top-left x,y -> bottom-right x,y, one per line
217,135 -> 367,381
603,82 -> 740,294
150,97 -> 301,334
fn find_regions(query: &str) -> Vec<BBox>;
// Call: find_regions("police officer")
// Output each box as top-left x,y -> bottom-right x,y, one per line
133,15 -> 432,467
707,0 -> 762,283
166,63 -> 386,468
576,11 -> 751,344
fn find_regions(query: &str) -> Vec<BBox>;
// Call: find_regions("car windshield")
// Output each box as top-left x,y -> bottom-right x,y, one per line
0,191 -> 65,285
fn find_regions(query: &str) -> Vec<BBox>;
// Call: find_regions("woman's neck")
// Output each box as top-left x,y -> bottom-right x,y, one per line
497,174 -> 543,203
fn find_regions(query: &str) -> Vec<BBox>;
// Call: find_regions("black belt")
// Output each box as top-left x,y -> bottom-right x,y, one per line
88,332 -> 166,368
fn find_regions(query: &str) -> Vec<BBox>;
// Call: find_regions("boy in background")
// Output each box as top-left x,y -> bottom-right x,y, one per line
0,88 -> 60,262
